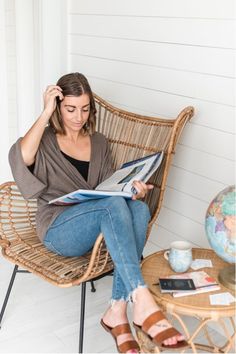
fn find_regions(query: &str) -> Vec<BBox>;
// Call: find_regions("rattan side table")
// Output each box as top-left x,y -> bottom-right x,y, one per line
139,248 -> 235,353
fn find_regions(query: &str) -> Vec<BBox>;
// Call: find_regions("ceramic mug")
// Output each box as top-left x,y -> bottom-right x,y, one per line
164,241 -> 192,273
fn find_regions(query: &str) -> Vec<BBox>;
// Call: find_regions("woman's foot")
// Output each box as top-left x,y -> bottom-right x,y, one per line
133,287 -> 186,348
102,301 -> 139,353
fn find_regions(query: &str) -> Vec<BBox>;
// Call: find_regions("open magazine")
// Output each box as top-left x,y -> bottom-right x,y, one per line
49,151 -> 164,205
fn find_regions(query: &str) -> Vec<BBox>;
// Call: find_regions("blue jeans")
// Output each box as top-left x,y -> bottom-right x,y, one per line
44,196 -> 151,301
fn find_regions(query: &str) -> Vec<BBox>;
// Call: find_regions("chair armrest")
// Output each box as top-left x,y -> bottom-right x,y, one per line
0,238 -> 10,248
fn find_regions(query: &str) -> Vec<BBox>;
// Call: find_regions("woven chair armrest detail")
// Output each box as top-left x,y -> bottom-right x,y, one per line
0,238 -> 11,248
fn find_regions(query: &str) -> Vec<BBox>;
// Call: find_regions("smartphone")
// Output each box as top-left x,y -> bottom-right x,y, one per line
159,278 -> 196,293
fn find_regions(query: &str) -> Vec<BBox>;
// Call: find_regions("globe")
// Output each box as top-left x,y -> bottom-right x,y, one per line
205,185 -> 236,264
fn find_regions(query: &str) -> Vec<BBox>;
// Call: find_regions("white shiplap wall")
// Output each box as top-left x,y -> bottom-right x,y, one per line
0,0 -> 17,182
68,0 -> 236,248
4,0 -> 17,144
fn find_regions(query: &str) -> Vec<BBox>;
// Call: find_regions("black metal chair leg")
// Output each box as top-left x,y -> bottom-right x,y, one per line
78,282 -> 86,353
0,264 -> 18,329
90,280 -> 96,293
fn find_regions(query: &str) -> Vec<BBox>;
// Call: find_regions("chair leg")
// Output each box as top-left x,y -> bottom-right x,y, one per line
90,280 -> 96,293
0,264 -> 18,329
78,281 -> 86,353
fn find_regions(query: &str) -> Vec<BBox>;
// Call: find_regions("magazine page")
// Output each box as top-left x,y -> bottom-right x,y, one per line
95,151 -> 163,193
49,189 -> 132,205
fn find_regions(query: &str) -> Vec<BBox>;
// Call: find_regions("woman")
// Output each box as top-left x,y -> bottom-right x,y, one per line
9,72 -> 188,353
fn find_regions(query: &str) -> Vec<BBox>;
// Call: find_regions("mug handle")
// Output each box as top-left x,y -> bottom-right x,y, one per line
164,250 -> 170,260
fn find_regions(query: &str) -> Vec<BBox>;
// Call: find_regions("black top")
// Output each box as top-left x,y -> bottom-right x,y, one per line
61,151 -> 89,181
28,151 -> 90,182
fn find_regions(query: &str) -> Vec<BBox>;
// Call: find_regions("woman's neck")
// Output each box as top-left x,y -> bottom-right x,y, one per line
61,130 -> 85,144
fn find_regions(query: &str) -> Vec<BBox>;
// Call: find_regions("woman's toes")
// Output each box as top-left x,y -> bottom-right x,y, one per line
163,337 -> 177,346
177,334 -> 185,341
163,334 -> 185,346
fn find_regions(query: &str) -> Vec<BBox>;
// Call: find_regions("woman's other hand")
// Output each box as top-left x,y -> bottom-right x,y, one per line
43,85 -> 64,117
131,180 -> 154,200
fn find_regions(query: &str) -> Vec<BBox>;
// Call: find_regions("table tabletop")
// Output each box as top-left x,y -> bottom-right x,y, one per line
141,248 -> 235,319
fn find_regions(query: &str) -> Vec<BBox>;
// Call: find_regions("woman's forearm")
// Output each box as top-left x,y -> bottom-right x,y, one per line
20,110 -> 51,166
20,85 -> 63,166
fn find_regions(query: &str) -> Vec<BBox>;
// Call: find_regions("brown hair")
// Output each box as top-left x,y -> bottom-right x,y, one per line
49,72 -> 96,135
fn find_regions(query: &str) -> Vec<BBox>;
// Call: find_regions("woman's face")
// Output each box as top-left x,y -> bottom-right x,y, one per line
59,94 -> 90,133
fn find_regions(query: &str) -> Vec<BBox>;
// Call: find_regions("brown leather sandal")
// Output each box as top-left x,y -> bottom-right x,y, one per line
133,311 -> 189,351
101,319 -> 140,353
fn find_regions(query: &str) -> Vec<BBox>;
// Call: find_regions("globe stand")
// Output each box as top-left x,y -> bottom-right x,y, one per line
218,264 -> 236,292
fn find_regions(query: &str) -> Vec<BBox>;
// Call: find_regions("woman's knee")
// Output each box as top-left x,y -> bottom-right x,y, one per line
106,196 -> 128,207
128,199 -> 151,223
102,196 -> 129,216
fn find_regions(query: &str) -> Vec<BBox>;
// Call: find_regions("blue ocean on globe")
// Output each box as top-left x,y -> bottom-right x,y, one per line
205,185 -> 236,264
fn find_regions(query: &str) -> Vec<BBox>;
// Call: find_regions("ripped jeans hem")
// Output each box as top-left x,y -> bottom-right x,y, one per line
110,284 -> 148,306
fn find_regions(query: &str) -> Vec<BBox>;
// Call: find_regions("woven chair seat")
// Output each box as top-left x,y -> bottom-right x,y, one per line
3,232 -> 113,287
0,182 -> 113,287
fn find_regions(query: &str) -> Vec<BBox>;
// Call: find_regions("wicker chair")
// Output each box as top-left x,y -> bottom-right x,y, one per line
0,94 -> 194,352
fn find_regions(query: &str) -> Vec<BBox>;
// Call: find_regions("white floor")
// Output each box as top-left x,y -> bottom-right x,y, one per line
0,224 -> 235,353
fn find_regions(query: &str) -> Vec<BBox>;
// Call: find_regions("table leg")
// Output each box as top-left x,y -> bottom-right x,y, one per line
202,324 -> 218,350
189,317 -> 235,353
169,312 -> 197,353
216,317 -> 236,353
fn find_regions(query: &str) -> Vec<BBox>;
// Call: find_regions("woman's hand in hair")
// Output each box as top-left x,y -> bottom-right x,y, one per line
43,85 -> 64,117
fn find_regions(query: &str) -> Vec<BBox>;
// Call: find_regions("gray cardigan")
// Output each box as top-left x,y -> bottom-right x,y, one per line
9,127 -> 114,242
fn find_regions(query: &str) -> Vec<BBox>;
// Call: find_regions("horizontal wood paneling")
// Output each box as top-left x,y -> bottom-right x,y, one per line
71,55 -> 235,160
163,187 -> 208,224
166,166 -> 226,203
70,35 -> 235,78
70,15 -> 236,48
70,54 -> 235,105
173,145 -> 235,185
157,207 -> 209,247
179,124 -> 235,161
68,74 -> 235,134
149,224 -> 208,250
69,0 -> 235,19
